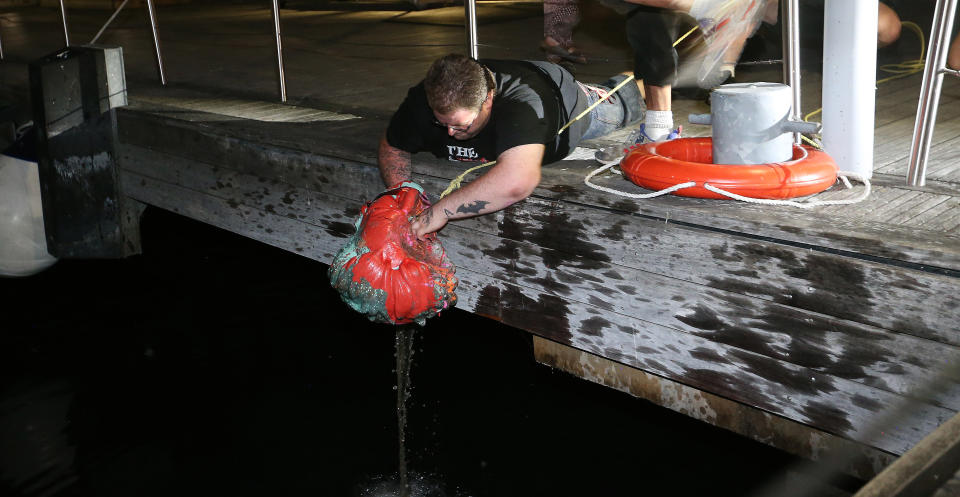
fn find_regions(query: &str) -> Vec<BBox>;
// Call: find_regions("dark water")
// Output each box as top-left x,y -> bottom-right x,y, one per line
1,208 -> 860,497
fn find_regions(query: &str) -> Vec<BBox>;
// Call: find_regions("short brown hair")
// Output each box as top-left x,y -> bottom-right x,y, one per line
424,54 -> 495,114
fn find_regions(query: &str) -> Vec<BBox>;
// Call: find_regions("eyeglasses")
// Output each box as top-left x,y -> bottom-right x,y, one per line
433,114 -> 478,133
431,92 -> 489,133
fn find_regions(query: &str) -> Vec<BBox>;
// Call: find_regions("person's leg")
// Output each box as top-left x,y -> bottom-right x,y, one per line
542,0 -> 586,64
579,81 -> 629,141
877,1 -> 901,48
626,6 -> 681,140
950,15 -> 960,71
643,84 -> 675,140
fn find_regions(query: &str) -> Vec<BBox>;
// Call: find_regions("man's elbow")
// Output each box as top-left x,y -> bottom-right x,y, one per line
505,169 -> 541,202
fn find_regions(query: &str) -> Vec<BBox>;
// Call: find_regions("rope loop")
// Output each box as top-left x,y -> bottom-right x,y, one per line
584,160 -> 871,208
584,161 -> 697,198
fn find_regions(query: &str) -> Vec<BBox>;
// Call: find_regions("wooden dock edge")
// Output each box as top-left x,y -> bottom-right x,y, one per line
853,410 -> 960,497
532,336 -> 896,481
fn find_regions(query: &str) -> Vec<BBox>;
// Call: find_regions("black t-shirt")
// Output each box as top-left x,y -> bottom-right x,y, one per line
385,59 -> 589,165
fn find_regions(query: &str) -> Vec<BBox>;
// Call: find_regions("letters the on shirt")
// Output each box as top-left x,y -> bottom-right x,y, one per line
447,145 -> 480,162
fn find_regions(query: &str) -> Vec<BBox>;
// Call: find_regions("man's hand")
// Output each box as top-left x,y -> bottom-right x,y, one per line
410,205 -> 449,240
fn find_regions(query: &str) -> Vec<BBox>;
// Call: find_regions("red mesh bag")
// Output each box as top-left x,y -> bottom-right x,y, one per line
328,182 -> 458,325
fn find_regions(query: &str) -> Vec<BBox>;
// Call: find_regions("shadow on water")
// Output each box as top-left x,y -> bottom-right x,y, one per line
0,208 -> 863,497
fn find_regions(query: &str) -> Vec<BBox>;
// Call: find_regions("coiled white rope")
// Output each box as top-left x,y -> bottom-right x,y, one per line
584,160 -> 696,198
584,160 -> 872,207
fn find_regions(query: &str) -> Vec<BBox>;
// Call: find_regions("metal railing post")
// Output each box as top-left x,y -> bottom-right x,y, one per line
906,0 -> 958,187
90,0 -> 130,45
781,0 -> 801,144
59,0 -> 70,46
272,0 -> 287,102
464,0 -> 478,59
144,0 -> 166,85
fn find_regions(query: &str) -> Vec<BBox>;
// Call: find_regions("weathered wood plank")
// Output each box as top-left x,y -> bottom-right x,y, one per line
116,106 -> 960,274
118,141 -> 960,348
885,194 -> 953,226
117,168 -> 960,456
118,143 -> 960,412
874,103 -> 960,172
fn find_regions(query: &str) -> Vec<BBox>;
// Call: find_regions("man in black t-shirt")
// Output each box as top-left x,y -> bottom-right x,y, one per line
379,54 -> 642,239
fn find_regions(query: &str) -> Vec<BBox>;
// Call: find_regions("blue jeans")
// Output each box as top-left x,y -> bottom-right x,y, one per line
580,75 -> 643,141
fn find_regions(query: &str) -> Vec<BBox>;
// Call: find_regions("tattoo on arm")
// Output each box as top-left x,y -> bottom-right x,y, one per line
443,208 -> 455,218
378,136 -> 411,186
456,200 -> 490,215
419,207 -> 433,226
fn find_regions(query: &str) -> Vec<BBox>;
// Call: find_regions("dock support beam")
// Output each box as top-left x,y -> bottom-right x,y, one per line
29,45 -> 143,258
533,337 -> 895,481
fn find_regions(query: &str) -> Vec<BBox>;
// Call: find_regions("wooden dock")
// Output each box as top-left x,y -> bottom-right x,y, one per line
3,1 -> 959,481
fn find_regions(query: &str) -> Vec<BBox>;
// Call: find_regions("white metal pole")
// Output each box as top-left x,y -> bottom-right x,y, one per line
59,0 -> 70,46
90,0 -> 130,45
464,0 -> 478,59
272,0 -> 287,102
781,0 -> 801,145
145,0 -> 166,85
822,0 -> 877,177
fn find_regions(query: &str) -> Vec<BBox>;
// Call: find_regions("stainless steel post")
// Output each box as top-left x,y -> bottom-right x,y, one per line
59,0 -> 70,46
464,0 -> 478,59
91,0 -> 130,45
781,0 -> 801,144
272,0 -> 287,102
907,0 -> 958,186
145,0 -> 166,85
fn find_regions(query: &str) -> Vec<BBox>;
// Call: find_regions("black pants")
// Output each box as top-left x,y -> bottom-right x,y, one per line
625,5 -> 681,87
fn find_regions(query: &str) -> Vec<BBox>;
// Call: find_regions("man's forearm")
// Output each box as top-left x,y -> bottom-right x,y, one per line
378,134 -> 412,186
409,144 -> 544,239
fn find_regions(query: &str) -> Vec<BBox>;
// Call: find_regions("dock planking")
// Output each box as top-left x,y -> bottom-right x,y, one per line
115,71 -> 960,460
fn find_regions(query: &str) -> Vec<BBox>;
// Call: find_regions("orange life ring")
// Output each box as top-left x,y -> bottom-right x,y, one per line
620,137 -> 838,200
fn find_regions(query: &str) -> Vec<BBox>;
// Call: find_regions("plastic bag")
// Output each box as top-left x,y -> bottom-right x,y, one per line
328,182 -> 457,326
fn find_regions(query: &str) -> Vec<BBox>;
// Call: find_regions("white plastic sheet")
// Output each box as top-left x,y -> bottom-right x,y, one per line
0,154 -> 57,277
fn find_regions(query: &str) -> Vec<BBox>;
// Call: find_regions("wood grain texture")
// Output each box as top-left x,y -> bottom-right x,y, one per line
114,88 -> 960,458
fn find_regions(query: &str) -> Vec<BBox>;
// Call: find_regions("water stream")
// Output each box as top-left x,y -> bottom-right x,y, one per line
395,325 -> 417,497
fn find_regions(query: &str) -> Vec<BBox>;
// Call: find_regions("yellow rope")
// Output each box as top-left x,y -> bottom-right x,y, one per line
557,74 -> 636,135
673,25 -> 700,48
876,21 -> 926,84
442,25 -> 703,196
440,160 -> 497,198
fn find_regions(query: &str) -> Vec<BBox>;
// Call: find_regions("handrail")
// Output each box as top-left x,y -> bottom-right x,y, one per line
90,0 -> 130,45
145,0 -> 166,86
464,0 -> 478,59
781,0 -> 801,145
59,0 -> 70,46
272,0 -> 287,102
906,0 -> 958,187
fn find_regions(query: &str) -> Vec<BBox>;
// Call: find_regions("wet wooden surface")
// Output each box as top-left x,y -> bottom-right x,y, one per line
4,1 -> 959,462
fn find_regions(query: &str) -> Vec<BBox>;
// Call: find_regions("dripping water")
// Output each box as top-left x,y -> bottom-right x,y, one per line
395,324 -> 417,497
